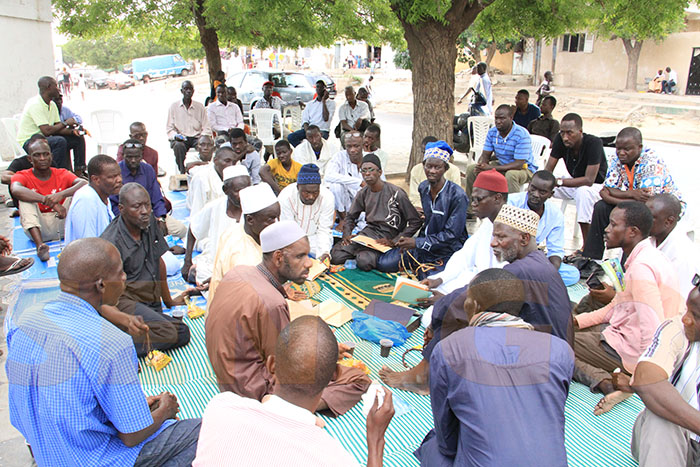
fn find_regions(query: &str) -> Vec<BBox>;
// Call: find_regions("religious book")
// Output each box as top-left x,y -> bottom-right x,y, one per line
287,299 -> 354,327
363,299 -> 415,326
350,234 -> 391,253
391,276 -> 431,305
308,258 -> 328,281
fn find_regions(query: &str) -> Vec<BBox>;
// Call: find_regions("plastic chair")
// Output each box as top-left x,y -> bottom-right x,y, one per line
90,110 -> 124,155
467,116 -> 495,162
1,117 -> 26,162
250,108 -> 282,159
530,134 -> 551,170
283,105 -> 303,133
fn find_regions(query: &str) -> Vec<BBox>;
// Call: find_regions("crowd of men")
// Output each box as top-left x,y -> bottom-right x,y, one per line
3,72 -> 700,466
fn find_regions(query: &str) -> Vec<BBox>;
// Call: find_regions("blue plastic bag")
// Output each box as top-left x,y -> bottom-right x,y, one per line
350,310 -> 410,346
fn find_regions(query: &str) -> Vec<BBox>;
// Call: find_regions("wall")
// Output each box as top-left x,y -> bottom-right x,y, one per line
540,27 -> 700,92
485,50 -> 514,74
0,0 -> 55,117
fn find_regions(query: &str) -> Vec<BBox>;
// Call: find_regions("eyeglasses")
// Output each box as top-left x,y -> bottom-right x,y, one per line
693,273 -> 700,288
471,193 -> 495,204
124,143 -> 143,149
360,168 -> 378,174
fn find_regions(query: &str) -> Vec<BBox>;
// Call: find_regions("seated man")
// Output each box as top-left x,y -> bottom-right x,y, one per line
378,142 -> 468,279
6,238 -> 201,466
117,122 -> 160,175
109,139 -> 187,240
647,193 -> 700,299
507,170 -> 565,270
278,164 -> 335,262
527,95 -> 559,143
253,81 -> 285,139
581,127 -> 683,260
414,268 -> 573,466
230,128 -> 261,184
362,124 -> 389,170
184,134 -> 215,174
226,86 -> 244,114
11,136 -> 86,261
16,76 -> 86,172
187,144 -> 236,214
208,183 -> 279,302
54,93 -> 83,127
291,125 -> 336,177
195,315 -> 394,466
287,80 -> 336,146
409,136 -> 461,208
574,201 -> 682,415
512,88 -> 541,128
166,80 -> 212,173
357,87 -> 375,122
544,113 -> 607,243
338,86 -> 371,145
331,154 -> 421,271
65,155 -> 122,243
182,165 -> 251,288
325,131 -> 365,220
206,221 -> 371,416
260,140 -> 302,195
466,104 -> 536,198
207,84 -> 244,134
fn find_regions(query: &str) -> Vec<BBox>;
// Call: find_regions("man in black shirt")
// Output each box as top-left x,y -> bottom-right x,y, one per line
527,96 -> 559,143
544,113 -> 607,242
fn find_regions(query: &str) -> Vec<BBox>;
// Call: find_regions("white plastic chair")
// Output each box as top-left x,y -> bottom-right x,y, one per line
90,110 -> 124,155
250,108 -> 282,160
467,116 -> 495,162
283,105 -> 303,133
1,117 -> 26,161
530,134 -> 551,170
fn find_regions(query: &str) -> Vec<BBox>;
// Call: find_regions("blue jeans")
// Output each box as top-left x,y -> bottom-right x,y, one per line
287,129 -> 330,147
134,418 -> 202,467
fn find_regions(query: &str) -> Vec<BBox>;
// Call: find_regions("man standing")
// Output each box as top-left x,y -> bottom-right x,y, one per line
662,66 -> 678,94
465,104 -> 536,197
414,268 -> 573,466
581,127 -> 683,260
574,201 -> 681,414
278,164 -> 335,262
187,145 -> 236,214
117,122 -> 160,175
338,86 -> 371,145
6,238 -> 201,466
287,80 -> 336,146
362,124 -> 389,170
331,154 -> 421,271
513,89 -> 541,128
206,84 -> 244,134
291,125 -> 336,177
166,80 -> 212,173
230,128 -> 261,184
476,61 -> 493,115
545,113 -> 607,243
16,76 -> 86,173
206,221 -> 370,416
507,170 -> 565,270
259,140 -> 302,195
325,131 -> 365,221
109,139 -> 187,240
65,155 -> 122,243
101,183 -> 192,357
11,137 -> 86,261
527,95 -> 559,143
378,142 -> 468,279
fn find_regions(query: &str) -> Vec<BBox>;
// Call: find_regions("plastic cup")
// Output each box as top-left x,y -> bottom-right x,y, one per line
344,259 -> 357,269
172,308 -> 185,319
380,339 -> 393,358
343,341 -> 356,356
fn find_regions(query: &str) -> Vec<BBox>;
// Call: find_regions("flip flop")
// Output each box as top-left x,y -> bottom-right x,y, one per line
0,257 -> 34,277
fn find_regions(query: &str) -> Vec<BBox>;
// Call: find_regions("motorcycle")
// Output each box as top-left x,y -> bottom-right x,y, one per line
453,102 -> 487,153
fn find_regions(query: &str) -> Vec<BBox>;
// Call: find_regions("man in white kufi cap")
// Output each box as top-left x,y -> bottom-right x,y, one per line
183,165 -> 252,293
208,183 -> 280,302
206,219 -> 371,413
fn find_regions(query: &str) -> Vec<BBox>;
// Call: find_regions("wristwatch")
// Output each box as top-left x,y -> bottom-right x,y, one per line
556,178 -> 564,187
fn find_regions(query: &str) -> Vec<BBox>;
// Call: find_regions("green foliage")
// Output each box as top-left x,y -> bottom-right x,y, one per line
393,49 -> 412,70
456,28 -> 517,65
590,0 -> 688,42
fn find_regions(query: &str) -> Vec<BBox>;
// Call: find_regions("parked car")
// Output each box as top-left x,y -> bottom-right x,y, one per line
107,72 -> 135,90
84,70 -> 110,89
132,54 -> 192,81
304,72 -> 337,99
227,70 -> 316,117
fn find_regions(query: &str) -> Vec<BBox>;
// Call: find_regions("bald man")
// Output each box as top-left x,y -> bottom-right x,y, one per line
6,238 -> 201,466
196,316 -> 395,466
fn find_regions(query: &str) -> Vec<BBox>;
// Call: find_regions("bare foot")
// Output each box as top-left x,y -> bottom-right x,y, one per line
379,364 -> 430,395
169,245 -> 186,255
594,390 -> 632,415
37,244 -> 50,262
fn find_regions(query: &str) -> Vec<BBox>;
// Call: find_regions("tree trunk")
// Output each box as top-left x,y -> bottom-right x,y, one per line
194,0 -> 221,88
467,44 -> 481,63
485,43 -> 497,66
621,38 -> 643,91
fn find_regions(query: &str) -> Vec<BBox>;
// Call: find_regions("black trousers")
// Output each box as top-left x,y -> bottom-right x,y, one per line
23,134 -> 86,170
119,298 -> 191,357
170,137 -> 199,173
581,200 -> 615,260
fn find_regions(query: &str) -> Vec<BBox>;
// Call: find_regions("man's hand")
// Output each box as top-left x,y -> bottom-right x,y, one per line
322,90 -> 329,101
631,189 -> 652,203
420,278 -> 442,289
154,392 -> 180,420
338,342 -> 353,360
340,235 -> 352,247
417,291 -> 443,308
395,237 -> 416,251
589,283 -> 616,305
366,388 -> 395,446
473,162 -> 489,175
170,288 -> 197,306
45,192 -> 66,207
457,97 -> 463,104
612,372 -> 633,393
125,315 -> 149,337
53,203 -> 67,219
64,117 -> 77,127
375,238 -> 394,248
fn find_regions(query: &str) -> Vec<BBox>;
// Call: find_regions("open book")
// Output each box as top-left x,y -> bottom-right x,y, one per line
307,258 -> 328,281
287,299 -> 354,327
391,276 -> 431,304
351,234 -> 391,253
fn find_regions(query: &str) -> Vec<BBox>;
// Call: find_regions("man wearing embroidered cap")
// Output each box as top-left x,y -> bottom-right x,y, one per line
279,164 -> 335,262
492,204 -> 573,345
377,141 -> 468,280
206,220 -> 371,414
182,164 -> 251,290
408,136 -> 462,208
208,183 -> 280,302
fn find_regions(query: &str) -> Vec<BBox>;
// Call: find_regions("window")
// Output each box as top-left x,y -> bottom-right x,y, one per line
562,33 -> 594,53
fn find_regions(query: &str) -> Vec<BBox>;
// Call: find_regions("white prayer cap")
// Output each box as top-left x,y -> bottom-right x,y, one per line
260,220 -> 307,253
223,164 -> 249,182
240,183 -> 278,215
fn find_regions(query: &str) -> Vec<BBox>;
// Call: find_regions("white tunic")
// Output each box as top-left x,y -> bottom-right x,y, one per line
278,183 -> 335,258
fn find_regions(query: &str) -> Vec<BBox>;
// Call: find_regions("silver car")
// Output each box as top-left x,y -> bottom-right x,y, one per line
227,70 -> 315,118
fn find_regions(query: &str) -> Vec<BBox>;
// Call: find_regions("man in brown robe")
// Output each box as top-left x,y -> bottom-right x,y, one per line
206,220 -> 371,417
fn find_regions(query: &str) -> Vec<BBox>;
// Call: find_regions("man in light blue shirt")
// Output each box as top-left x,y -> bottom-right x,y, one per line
466,103 -> 536,198
64,155 -> 122,244
6,238 -> 201,466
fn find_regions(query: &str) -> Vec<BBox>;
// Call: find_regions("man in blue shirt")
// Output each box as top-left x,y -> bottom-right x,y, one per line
377,141 -> 468,279
414,268 -> 573,466
466,104 -> 536,198
6,237 -> 201,466
64,154 -> 122,244
513,88 -> 541,128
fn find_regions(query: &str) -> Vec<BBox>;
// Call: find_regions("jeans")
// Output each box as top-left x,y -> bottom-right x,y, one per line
134,418 -> 202,467
661,80 -> 676,94
287,128 -> 330,147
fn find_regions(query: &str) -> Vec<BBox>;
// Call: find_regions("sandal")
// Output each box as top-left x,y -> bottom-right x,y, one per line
0,257 -> 34,276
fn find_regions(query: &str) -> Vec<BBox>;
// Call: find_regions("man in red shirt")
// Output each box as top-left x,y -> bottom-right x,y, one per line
11,136 -> 86,261
116,122 -> 161,176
